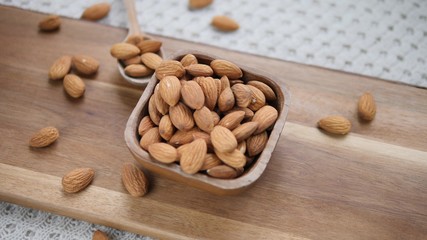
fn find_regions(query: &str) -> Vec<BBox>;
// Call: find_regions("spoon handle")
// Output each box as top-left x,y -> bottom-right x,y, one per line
123,0 -> 143,36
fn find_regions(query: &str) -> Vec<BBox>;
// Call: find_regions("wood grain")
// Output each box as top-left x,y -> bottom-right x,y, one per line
0,6 -> 427,240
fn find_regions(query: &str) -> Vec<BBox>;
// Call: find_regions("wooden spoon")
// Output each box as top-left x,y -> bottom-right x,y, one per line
118,0 -> 165,86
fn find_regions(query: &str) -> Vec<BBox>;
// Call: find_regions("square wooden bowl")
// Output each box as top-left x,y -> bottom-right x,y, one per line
124,50 -> 290,195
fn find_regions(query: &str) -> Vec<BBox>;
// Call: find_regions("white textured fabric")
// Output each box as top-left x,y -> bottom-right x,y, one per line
0,201 -> 154,240
1,0 -> 426,87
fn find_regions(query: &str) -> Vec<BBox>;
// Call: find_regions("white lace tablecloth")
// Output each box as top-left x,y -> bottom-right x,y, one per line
0,0 -> 426,239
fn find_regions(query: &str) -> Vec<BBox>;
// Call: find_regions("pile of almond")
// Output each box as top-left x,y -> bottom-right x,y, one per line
110,35 -> 163,78
138,54 -> 279,179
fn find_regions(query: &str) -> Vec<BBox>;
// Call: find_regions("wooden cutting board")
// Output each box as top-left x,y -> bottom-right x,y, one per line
1,6 -> 426,240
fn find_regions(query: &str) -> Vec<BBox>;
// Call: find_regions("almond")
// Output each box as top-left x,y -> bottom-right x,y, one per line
177,143 -> 190,161
252,105 -> 278,134
180,54 -> 198,67
169,102 -> 195,131
230,79 -> 244,86
218,87 -> 235,112
211,111 -> 220,125
206,165 -> 238,179
181,81 -> 205,110
180,139 -> 207,174
121,163 -> 148,197
110,43 -> 140,60
122,56 -> 141,66
358,92 -> 376,121
189,0 -> 213,9
211,126 -> 237,153
200,153 -> 222,171
215,149 -> 246,168
154,84 -> 169,115
219,75 -> 230,92
138,116 -> 155,136
169,128 -> 200,146
211,60 -> 242,79
198,77 -> 218,110
62,168 -> 94,193
81,2 -> 111,21
148,95 -> 161,125
231,83 -> 252,107
232,122 -> 259,142
141,53 -> 163,70
218,110 -> 245,130
194,106 -> 214,133
137,40 -> 162,54
159,115 -> 175,141
237,141 -> 246,154
185,64 -> 213,77
159,76 -> 181,106
156,60 -> 185,80
247,85 -> 266,111
124,64 -> 154,77
72,55 -> 99,75
246,131 -> 268,156
211,15 -> 239,32
247,80 -> 276,101
226,107 -> 254,120
192,131 -> 212,147
139,127 -> 161,150
317,116 -> 351,135
214,78 -> 222,96
38,15 -> 61,31
29,126 -> 59,148
92,230 -> 109,240
63,74 -> 85,98
49,55 -> 71,80
126,34 -> 144,46
148,143 -> 178,163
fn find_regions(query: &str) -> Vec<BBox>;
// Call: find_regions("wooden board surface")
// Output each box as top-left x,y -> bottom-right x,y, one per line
1,6 -> 427,240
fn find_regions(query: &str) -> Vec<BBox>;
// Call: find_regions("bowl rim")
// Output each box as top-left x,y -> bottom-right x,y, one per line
124,49 -> 291,191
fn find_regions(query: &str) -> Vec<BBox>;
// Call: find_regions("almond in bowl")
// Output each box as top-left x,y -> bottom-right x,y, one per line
124,51 -> 290,195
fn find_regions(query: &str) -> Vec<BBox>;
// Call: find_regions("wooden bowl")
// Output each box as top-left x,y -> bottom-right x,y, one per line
124,50 -> 290,195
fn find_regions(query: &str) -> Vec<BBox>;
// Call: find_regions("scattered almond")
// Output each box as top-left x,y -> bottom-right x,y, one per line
232,122 -> 259,142
252,105 -> 278,134
219,75 -> 230,91
49,55 -> 72,80
185,64 -> 214,77
124,64 -> 153,77
169,129 -> 200,146
218,110 -> 245,130
189,0 -> 213,9
211,60 -> 242,79
180,54 -> 198,67
211,126 -> 237,153
92,230 -> 109,240
218,87 -> 235,112
139,127 -> 161,150
248,80 -> 276,101
207,165 -> 238,179
63,74 -> 85,98
62,168 -> 94,193
169,102 -> 195,131
148,95 -> 161,125
211,15 -> 239,32
159,115 -> 175,141
141,52 -> 163,70
148,143 -> 178,163
122,56 -> 141,66
246,131 -> 268,157
318,116 -> 351,135
156,60 -> 185,80
137,40 -> 162,54
110,43 -> 140,60
39,15 -> 61,31
29,126 -> 59,148
159,76 -> 181,106
121,163 -> 148,197
181,81 -> 205,110
198,77 -> 218,110
138,116 -> 155,136
154,84 -> 169,115
247,85 -> 266,111
358,92 -> 376,121
81,2 -> 111,21
215,149 -> 246,168
72,55 -> 99,75
180,139 -> 207,174
232,83 -> 252,108
194,106 -> 214,133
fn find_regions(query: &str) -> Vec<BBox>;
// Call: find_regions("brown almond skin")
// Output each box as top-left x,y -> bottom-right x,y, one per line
148,143 -> 178,163
232,122 -> 259,142
185,64 -> 214,77
232,83 -> 252,108
138,116 -> 155,136
180,139 -> 207,174
198,77 -> 218,110
218,110 -> 245,130
207,165 -> 238,179
169,102 -> 195,131
137,40 -> 162,54
148,95 -> 161,125
49,55 -> 72,80
180,54 -> 198,67
200,153 -> 222,171
121,163 -> 149,197
159,115 -> 175,141
218,87 -> 235,112
247,131 -> 268,157
141,53 -> 163,70
159,76 -> 181,106
72,55 -> 99,75
181,81 -> 205,110
211,126 -> 237,153
39,15 -> 61,31
169,129 -> 200,147
155,60 -> 185,80
211,59 -> 242,79
81,2 -> 111,21
252,105 -> 279,134
194,106 -> 214,133
211,15 -> 239,32
122,56 -> 141,66
29,126 -> 59,148
63,74 -> 85,98
215,149 -> 246,168
247,81 -> 277,101
154,84 -> 169,115
247,85 -> 266,111
219,75 -> 230,92
92,230 -> 109,240
124,64 -> 153,77
110,43 -> 141,60
226,107 -> 254,120
189,0 -> 213,9
358,92 -> 376,121
126,34 -> 144,46
211,111 -> 220,125
317,116 -> 351,135
139,127 -> 161,150
62,168 -> 95,193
